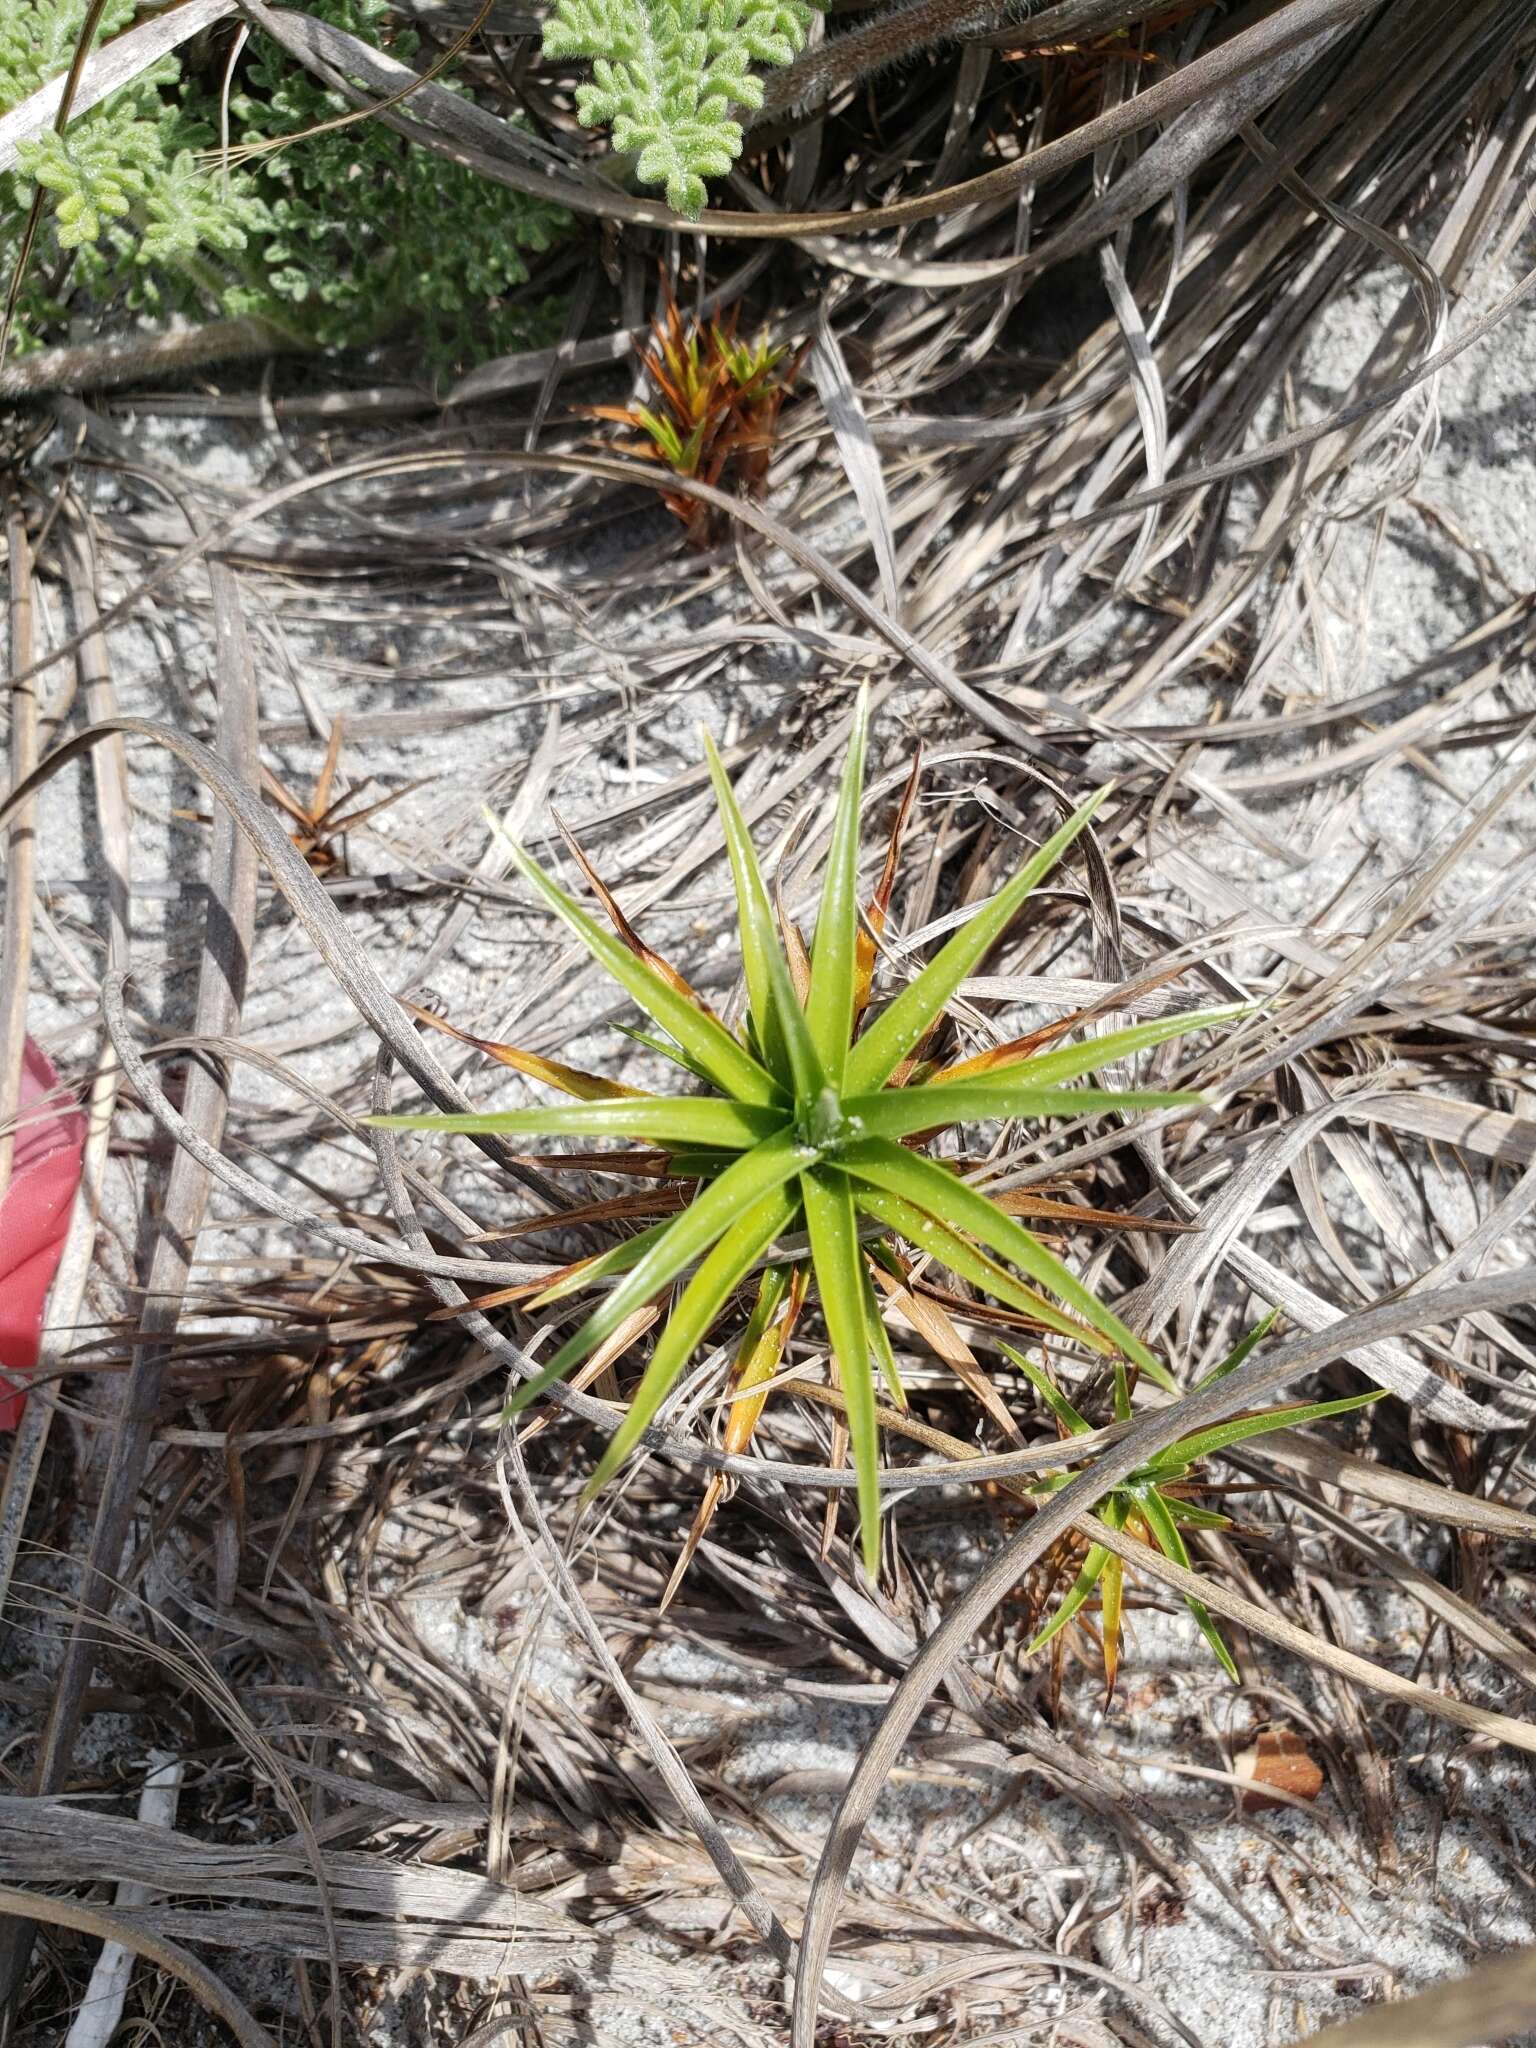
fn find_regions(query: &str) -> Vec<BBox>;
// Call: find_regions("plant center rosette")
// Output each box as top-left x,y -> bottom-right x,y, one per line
369,693 -> 1246,1576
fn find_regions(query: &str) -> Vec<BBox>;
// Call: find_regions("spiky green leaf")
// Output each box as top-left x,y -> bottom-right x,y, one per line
1027,1543 -> 1112,1657
504,1130 -> 813,1417
1153,1388 -> 1385,1471
801,1165 -> 881,1575
1135,1485 -> 1240,1682
703,730 -> 820,1097
493,823 -> 782,1106
851,1185 -> 1114,1353
368,1096 -> 779,1148
999,1342 -> 1091,1434
526,1219 -> 673,1308
617,1024 -> 714,1082
1195,1306 -> 1280,1389
841,1083 -> 1198,1141
863,1260 -> 907,1409
805,690 -> 870,1084
584,1182 -> 798,1494
844,790 -> 1109,1094
835,1137 -> 1174,1388
1163,1497 -> 1232,1531
927,1006 -> 1250,1097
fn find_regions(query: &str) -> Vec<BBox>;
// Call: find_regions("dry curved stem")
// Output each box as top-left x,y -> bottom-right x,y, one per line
0,1886 -> 275,2047
18,324 -> 1535,764
0,318 -> 306,402
788,1265 -> 1536,2042
243,0 -> 1380,238
99,981 -> 551,1288
1280,1942 -> 1536,2048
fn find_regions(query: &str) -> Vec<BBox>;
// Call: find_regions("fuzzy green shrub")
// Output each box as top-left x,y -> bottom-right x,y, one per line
226,0 -> 569,368
0,0 -> 568,372
542,0 -> 814,214
1,0 -> 265,345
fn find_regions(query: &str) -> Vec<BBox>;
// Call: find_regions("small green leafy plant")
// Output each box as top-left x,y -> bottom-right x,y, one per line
1,0 -> 265,352
372,694 -> 1243,1575
591,283 -> 796,545
542,0 -> 814,214
226,0 -> 568,370
1,0 -> 567,371
1016,1315 -> 1384,1688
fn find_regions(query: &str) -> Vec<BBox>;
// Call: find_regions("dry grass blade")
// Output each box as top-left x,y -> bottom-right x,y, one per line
790,1267 -> 1536,2041
0,1885 -> 274,2048
1248,1433 -> 1536,1540
1279,1943 -> 1536,2048
808,304 -> 901,620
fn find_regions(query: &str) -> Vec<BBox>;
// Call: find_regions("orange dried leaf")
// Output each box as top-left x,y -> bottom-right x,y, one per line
1100,1552 -> 1124,1700
398,999 -> 641,1102
988,1189 -> 1197,1235
478,1186 -> 688,1239
312,716 -> 345,823
927,958 -> 1199,1085
659,1473 -> 727,1613
724,1263 -> 807,1455
553,811 -> 715,1012
774,878 -> 813,1007
855,747 -> 923,1018
662,1266 -> 807,1613
868,1254 -> 1025,1446
927,1020 -> 1080,1085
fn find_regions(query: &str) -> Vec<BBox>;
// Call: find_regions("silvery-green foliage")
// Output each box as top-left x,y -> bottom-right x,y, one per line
542,0 -> 813,214
1,0 -> 263,349
1,0 -> 567,369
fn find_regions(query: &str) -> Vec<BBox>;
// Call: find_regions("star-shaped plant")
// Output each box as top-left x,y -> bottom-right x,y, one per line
1014,1316 -> 1384,1688
589,286 -> 797,548
370,694 -> 1241,1573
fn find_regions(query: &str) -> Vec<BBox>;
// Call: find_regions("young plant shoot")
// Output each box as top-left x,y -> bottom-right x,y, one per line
369,694 -> 1242,1574
1013,1316 -> 1385,1690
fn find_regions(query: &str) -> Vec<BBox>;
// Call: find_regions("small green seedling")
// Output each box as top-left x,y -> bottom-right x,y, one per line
370,692 -> 1243,1575
1014,1313 -> 1385,1689
542,0 -> 814,215
589,285 -> 797,547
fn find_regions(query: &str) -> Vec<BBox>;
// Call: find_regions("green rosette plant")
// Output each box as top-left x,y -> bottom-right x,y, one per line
1013,1316 -> 1384,1688
370,694 -> 1244,1574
